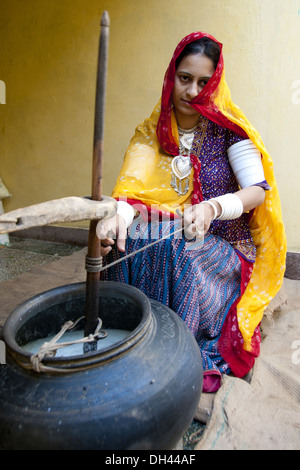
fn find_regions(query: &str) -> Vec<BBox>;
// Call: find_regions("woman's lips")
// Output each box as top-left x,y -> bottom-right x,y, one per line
182,99 -> 192,106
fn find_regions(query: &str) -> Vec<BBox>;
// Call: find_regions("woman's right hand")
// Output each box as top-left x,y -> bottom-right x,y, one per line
96,214 -> 127,256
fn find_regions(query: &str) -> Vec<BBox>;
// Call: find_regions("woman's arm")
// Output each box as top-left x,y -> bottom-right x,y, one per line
213,185 -> 265,217
184,185 -> 265,239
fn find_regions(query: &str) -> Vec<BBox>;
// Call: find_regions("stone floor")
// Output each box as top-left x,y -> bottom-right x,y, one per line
0,236 -> 83,282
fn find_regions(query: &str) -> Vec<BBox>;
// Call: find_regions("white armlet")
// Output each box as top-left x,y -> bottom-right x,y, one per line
117,201 -> 135,228
227,139 -> 265,188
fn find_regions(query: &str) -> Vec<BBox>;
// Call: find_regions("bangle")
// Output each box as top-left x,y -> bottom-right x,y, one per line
117,201 -> 135,228
211,194 -> 243,220
201,200 -> 218,220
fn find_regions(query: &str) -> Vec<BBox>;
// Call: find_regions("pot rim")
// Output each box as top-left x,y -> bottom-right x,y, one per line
3,281 -> 153,373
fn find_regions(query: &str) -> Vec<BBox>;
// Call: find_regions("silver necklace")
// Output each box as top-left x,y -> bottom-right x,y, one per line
170,126 -> 197,196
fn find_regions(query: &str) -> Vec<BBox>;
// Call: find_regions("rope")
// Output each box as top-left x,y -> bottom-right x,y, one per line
85,256 -> 103,273
29,316 -> 107,373
98,225 -> 203,273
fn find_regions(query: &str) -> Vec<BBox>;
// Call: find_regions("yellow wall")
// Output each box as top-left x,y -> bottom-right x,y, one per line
0,0 -> 299,250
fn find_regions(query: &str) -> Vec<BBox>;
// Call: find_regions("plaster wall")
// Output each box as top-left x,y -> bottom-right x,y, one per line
0,0 -> 299,250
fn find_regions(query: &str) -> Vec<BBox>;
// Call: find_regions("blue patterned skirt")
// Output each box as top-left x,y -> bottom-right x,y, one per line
102,220 -> 242,376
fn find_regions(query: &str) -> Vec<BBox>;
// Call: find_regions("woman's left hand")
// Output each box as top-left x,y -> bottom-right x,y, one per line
183,203 -> 216,240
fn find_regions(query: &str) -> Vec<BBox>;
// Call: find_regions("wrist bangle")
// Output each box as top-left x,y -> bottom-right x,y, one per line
211,194 -> 243,220
201,200 -> 218,220
117,201 -> 135,228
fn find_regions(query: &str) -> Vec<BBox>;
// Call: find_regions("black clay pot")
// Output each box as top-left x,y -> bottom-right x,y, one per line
0,281 -> 202,450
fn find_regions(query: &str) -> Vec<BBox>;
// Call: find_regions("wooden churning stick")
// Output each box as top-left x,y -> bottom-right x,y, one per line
83,11 -> 110,351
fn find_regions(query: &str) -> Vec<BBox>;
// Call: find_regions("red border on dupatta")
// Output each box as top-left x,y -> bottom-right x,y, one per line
219,254 -> 261,378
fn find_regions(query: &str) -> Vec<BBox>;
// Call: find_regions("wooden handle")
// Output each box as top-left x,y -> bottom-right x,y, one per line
0,196 -> 116,234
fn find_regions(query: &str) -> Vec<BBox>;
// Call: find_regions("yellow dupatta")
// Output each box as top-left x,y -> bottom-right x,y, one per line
112,104 -> 195,214
215,73 -> 287,351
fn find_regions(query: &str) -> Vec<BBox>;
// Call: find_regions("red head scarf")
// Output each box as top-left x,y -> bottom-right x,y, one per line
156,32 -> 247,156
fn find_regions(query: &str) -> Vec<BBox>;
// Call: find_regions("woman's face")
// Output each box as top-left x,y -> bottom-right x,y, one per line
172,53 -> 215,128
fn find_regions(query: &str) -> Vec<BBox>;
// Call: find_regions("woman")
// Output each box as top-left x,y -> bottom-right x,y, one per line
97,32 -> 286,393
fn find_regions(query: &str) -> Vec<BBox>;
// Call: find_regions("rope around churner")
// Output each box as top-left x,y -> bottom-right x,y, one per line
28,316 -> 107,373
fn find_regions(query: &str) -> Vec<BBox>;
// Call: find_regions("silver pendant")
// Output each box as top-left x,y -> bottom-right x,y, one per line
170,155 -> 192,196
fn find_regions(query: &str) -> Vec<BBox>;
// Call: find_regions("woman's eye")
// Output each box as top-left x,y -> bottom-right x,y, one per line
199,80 -> 209,88
180,75 -> 189,82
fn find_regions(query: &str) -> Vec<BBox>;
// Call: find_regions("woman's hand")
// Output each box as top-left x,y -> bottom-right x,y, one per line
96,214 -> 127,256
183,186 -> 265,240
183,203 -> 216,240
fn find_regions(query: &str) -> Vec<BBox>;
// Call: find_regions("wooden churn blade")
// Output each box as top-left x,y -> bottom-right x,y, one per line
84,11 -> 110,352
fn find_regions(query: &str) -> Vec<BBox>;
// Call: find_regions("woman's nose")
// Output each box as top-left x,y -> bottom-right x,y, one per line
186,81 -> 199,99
